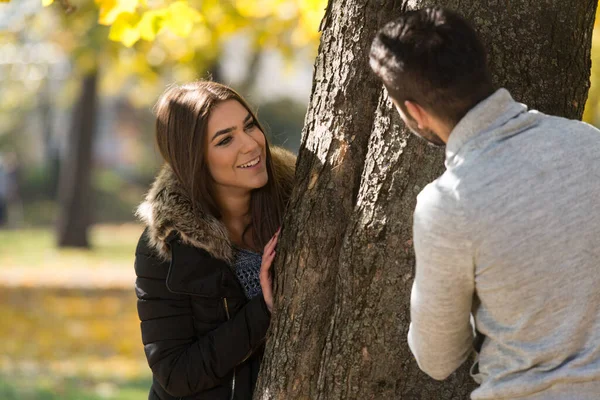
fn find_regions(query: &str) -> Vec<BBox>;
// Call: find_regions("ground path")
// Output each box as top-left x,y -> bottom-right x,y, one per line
0,267 -> 134,288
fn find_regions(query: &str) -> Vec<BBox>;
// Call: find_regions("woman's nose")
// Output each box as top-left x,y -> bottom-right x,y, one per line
240,131 -> 260,153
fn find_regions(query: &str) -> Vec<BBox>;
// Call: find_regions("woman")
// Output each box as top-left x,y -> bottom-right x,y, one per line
135,81 -> 296,400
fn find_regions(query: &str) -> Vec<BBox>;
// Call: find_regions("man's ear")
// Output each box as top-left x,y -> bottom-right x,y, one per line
405,101 -> 430,129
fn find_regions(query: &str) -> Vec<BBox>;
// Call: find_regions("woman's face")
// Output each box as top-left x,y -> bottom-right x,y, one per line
205,99 -> 268,195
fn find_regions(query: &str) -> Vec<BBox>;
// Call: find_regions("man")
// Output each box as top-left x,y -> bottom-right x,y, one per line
369,7 -> 600,400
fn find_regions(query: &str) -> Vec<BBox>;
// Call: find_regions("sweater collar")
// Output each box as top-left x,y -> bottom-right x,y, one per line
445,88 -> 527,167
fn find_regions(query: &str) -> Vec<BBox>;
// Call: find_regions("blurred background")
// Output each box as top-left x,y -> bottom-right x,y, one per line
1,1 -> 600,399
0,0 -> 321,398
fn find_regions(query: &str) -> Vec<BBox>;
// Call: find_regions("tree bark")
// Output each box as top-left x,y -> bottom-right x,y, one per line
56,71 -> 98,248
255,1 -> 596,399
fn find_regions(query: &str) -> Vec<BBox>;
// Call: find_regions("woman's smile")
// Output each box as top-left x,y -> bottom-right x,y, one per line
238,155 -> 261,169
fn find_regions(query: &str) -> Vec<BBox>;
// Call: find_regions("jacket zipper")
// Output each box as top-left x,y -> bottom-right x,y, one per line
166,245 -> 248,400
223,297 -> 236,400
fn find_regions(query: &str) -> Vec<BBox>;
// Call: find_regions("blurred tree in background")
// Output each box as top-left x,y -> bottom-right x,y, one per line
0,0 -> 325,247
0,2 -> 325,397
3,0 -> 600,246
2,0 -> 600,245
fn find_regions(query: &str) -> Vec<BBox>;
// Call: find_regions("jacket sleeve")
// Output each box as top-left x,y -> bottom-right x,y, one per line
135,238 -> 271,397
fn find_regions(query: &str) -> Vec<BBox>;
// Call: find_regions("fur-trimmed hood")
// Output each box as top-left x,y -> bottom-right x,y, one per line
136,146 -> 296,263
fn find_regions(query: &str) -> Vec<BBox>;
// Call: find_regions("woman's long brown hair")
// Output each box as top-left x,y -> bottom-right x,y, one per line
153,81 -> 284,252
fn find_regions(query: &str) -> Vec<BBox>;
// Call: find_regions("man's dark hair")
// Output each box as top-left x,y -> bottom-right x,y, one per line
370,7 -> 494,126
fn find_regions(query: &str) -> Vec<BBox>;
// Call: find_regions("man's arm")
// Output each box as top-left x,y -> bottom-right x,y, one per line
408,182 -> 475,380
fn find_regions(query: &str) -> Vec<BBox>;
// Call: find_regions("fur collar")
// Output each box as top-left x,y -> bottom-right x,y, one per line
136,146 -> 296,263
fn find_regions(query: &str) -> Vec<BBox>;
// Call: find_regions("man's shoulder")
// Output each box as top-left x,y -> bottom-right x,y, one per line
529,110 -> 600,140
415,176 -> 463,221
417,171 -> 463,204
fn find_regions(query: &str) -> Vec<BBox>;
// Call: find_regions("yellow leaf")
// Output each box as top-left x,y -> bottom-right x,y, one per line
187,25 -> 212,48
108,12 -> 141,47
138,10 -> 167,41
235,0 -> 286,19
42,0 -> 54,6
298,0 -> 327,33
97,0 -> 140,26
163,1 -> 203,37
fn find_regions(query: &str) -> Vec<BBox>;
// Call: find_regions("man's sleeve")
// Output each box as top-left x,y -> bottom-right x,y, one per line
408,182 -> 475,380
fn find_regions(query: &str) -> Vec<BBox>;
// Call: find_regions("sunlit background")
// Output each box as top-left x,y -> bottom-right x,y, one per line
1,1 -> 599,399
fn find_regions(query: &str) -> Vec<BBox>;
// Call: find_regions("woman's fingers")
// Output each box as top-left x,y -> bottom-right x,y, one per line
264,233 -> 275,252
263,230 -> 280,256
269,237 -> 278,255
265,236 -> 275,251
260,247 -> 275,313
261,252 -> 275,274
261,229 -> 280,288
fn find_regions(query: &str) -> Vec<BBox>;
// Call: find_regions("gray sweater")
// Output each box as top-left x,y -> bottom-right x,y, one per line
408,89 -> 600,399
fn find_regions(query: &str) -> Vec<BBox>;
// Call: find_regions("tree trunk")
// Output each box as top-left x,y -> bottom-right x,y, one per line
458,0 -> 596,118
56,72 -> 98,248
255,1 -> 596,399
40,78 -> 61,198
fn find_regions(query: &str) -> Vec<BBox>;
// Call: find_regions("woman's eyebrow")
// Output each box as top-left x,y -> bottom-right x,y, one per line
211,114 -> 253,142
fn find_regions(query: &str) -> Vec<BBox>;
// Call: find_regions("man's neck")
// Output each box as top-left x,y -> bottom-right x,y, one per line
430,118 -> 454,144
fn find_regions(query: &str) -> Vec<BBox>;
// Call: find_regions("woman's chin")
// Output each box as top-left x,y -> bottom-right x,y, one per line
230,171 -> 268,191
251,174 -> 269,190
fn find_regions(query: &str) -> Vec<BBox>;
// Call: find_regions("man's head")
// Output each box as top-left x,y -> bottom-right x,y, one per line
369,7 -> 494,145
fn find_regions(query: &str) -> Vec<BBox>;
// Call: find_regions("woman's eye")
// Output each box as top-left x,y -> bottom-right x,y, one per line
245,121 -> 257,131
217,137 -> 232,146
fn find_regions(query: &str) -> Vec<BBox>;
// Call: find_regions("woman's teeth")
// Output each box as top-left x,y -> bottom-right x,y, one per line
239,157 -> 260,168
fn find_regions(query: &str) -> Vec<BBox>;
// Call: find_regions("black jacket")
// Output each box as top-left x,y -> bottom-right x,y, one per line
134,147 -> 296,400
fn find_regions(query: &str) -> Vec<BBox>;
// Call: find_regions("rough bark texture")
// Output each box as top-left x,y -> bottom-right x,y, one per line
56,72 -> 98,248
456,0 -> 596,118
255,1 -> 596,399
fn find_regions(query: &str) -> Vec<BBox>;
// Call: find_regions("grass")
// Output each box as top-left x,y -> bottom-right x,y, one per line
0,375 -> 151,400
0,285 -> 152,399
0,224 -> 152,399
0,224 -> 144,270
0,287 -> 147,367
